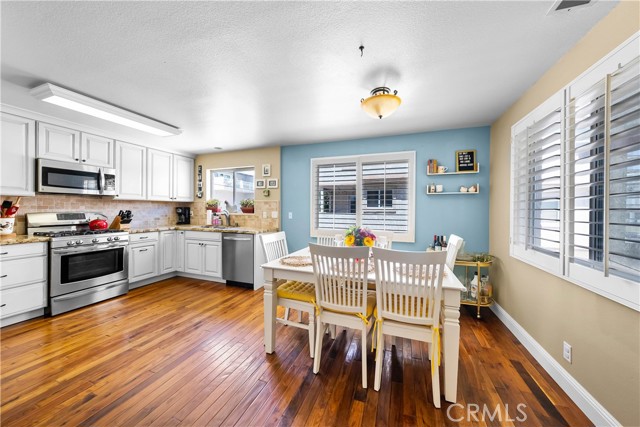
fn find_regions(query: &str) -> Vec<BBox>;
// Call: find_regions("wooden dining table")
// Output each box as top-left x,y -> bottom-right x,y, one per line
261,247 -> 466,403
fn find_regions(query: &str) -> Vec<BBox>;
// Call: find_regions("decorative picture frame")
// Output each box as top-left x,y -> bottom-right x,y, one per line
455,149 -> 477,172
256,179 -> 266,189
262,164 -> 271,177
267,178 -> 279,189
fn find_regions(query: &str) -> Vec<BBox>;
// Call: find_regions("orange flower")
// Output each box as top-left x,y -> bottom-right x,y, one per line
363,236 -> 374,247
344,235 -> 355,246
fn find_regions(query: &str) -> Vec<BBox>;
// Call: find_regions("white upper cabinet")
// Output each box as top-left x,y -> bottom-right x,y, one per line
148,149 -> 194,202
37,122 -> 81,163
0,112 -> 35,196
81,133 -> 115,168
37,122 -> 114,168
147,148 -> 174,201
173,154 -> 194,202
115,141 -> 146,200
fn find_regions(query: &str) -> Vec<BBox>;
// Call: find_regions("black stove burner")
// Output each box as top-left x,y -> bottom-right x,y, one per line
34,229 -> 122,238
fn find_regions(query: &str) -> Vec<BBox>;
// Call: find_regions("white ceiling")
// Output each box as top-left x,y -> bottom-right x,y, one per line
1,1 -> 618,155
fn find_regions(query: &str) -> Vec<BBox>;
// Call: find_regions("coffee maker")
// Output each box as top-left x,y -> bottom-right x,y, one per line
176,207 -> 190,224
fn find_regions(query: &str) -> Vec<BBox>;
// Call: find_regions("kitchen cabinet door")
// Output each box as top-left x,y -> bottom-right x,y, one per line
81,133 -> 114,168
147,149 -> 173,201
184,240 -> 203,274
115,141 -> 146,200
129,244 -> 157,282
0,112 -> 35,196
37,122 -> 81,163
203,242 -> 221,278
176,231 -> 185,272
173,154 -> 194,202
160,231 -> 176,274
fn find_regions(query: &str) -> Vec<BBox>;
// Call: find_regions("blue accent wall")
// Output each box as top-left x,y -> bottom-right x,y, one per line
281,126 -> 490,252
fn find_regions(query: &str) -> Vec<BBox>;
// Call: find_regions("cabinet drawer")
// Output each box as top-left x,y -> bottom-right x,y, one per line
0,242 -> 47,260
0,282 -> 46,319
129,232 -> 158,244
185,231 -> 221,242
0,256 -> 47,289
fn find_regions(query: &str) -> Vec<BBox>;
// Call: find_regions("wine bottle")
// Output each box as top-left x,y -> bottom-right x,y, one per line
432,235 -> 438,250
434,236 -> 442,251
442,235 -> 448,249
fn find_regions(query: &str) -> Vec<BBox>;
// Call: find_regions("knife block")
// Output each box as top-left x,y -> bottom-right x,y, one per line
109,217 -> 131,230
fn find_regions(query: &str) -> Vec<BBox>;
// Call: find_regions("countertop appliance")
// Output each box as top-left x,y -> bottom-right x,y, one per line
222,233 -> 254,288
37,159 -> 116,196
27,212 -> 129,316
176,207 -> 190,225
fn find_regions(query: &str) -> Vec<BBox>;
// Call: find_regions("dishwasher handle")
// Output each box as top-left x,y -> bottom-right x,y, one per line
223,236 -> 252,241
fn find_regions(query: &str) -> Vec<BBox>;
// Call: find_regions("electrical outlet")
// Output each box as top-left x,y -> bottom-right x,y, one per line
262,211 -> 267,219
288,212 -> 293,219
271,211 -> 278,219
563,341 -> 572,363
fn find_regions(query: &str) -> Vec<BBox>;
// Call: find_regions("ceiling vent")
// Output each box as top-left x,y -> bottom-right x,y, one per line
548,0 -> 593,14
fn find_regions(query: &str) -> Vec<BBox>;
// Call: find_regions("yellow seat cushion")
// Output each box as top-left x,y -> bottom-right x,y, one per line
323,291 -> 376,319
277,281 -> 316,304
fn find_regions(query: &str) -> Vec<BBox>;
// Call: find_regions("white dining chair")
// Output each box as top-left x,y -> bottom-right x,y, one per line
371,247 -> 447,407
309,243 -> 375,388
260,232 -> 316,358
445,234 -> 464,271
371,230 -> 394,249
315,230 -> 343,246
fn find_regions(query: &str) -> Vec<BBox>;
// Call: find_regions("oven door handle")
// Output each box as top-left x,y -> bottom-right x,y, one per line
52,243 -> 126,254
53,282 -> 125,301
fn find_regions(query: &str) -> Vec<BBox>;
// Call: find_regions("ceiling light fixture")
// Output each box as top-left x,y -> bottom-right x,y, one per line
360,86 -> 401,119
30,83 -> 182,137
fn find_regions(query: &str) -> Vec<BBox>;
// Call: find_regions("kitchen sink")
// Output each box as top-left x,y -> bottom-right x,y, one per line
201,225 -> 241,230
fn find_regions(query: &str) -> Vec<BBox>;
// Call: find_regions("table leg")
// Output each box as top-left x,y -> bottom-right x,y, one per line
263,268 -> 277,354
443,288 -> 461,403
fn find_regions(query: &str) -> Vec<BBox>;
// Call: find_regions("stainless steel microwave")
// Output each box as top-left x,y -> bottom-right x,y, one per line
37,159 -> 117,196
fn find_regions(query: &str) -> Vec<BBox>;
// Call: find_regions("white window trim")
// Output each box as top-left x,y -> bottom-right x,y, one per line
310,151 -> 416,242
509,33 -> 640,312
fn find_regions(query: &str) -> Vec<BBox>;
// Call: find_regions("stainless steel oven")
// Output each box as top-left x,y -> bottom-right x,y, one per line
27,212 -> 129,316
37,158 -> 117,196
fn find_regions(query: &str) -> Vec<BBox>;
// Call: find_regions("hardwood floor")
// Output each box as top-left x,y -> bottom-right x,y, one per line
1,277 -> 592,427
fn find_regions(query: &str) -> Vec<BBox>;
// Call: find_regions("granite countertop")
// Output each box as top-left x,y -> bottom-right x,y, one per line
0,235 -> 51,246
129,225 -> 279,235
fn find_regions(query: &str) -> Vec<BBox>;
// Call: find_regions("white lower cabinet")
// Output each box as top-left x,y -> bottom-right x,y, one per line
128,232 -> 158,283
159,230 -> 176,274
0,242 -> 47,325
184,232 -> 222,278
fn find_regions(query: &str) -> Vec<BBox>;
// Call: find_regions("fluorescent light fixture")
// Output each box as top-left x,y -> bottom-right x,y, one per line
30,83 -> 181,137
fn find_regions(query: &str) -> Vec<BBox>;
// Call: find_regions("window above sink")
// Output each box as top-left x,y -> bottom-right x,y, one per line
208,167 -> 255,213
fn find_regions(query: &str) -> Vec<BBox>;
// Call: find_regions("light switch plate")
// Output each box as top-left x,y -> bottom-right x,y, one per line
288,212 -> 293,219
262,211 -> 267,219
271,211 -> 278,219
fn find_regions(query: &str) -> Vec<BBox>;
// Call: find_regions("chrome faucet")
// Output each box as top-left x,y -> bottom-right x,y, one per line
220,209 -> 231,226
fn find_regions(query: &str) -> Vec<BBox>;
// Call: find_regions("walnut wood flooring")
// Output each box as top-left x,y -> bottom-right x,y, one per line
1,277 -> 592,427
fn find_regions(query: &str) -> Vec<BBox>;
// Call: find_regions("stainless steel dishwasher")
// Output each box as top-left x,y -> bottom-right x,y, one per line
221,233 -> 254,288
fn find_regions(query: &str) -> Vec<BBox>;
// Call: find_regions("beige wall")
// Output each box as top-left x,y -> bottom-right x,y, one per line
192,146 -> 281,230
489,3 -> 639,426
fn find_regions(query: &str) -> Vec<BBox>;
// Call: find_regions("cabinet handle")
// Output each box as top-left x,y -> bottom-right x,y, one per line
139,249 -> 148,252
0,304 -> 6,308
82,159 -> 86,162
0,252 -> 8,255
0,274 -> 7,278
75,158 -> 79,161
139,236 -> 148,239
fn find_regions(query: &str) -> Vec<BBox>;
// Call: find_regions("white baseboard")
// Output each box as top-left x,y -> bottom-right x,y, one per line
490,303 -> 621,427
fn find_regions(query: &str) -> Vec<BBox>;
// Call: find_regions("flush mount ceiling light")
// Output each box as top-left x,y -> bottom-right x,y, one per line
30,83 -> 182,137
360,86 -> 401,119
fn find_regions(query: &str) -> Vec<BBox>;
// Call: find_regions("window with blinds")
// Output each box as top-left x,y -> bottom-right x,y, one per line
311,152 -> 415,242
511,39 -> 639,310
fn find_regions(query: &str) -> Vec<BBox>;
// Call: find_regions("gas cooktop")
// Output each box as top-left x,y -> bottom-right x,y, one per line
33,229 -> 123,238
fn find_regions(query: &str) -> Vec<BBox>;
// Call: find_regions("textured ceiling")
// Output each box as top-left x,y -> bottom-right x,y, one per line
1,1 -> 618,154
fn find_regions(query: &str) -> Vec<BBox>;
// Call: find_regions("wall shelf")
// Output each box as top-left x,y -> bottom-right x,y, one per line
426,183 -> 480,195
427,163 -> 480,176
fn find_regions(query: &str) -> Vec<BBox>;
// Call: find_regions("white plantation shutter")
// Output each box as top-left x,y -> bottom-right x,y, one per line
313,162 -> 357,230
608,56 -> 640,280
311,152 -> 415,242
566,78 -> 606,272
361,160 -> 410,234
512,38 -> 639,310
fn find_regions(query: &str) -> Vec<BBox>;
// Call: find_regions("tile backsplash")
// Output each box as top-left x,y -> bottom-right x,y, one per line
2,194 -> 180,235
